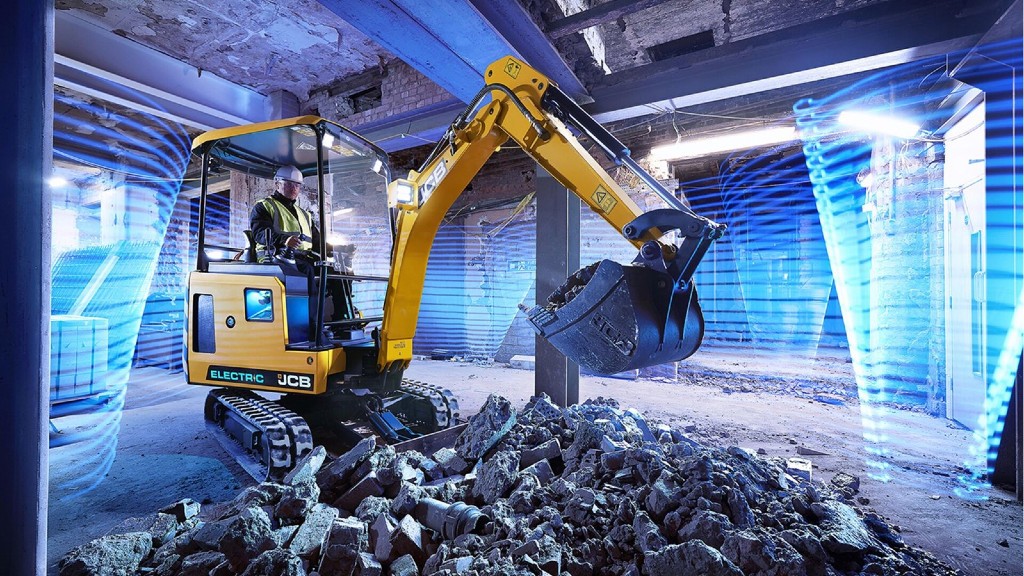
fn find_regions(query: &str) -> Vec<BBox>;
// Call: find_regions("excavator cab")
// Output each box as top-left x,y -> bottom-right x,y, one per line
186,118 -> 460,480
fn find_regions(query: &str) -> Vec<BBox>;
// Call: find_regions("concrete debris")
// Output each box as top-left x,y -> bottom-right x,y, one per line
355,551 -> 383,576
58,532 -> 152,576
240,548 -> 305,576
472,449 -> 520,504
64,394 -> 960,576
284,445 -> 328,486
431,447 -> 471,477
787,457 -> 813,482
335,471 -> 386,513
796,445 -> 830,456
288,502 -> 338,558
161,498 -> 201,523
453,394 -> 516,461
389,553 -> 419,576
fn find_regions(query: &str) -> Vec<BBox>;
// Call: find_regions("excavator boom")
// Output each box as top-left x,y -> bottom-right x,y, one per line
379,56 -> 725,375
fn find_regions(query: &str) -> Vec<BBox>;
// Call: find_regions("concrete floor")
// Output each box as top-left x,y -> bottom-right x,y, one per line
46,352 -> 1023,575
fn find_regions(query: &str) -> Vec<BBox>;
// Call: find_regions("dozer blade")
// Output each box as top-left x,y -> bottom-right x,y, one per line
524,259 -> 704,375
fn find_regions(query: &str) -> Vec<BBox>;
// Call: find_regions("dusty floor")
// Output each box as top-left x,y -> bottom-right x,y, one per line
46,351 -> 1023,575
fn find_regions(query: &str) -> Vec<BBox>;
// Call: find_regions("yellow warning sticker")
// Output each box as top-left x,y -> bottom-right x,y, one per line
591,185 -> 617,213
504,58 -> 521,79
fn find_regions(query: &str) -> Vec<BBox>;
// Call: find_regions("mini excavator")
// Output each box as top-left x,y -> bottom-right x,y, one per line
185,56 -> 725,480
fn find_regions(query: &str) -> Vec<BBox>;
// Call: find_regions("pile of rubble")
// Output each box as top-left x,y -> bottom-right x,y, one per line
59,394 -> 958,576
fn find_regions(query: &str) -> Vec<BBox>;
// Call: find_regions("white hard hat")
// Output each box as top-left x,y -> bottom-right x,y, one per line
274,165 -> 303,184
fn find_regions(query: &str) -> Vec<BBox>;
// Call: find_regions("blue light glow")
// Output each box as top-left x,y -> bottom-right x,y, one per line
49,85 -> 190,497
796,39 -> 1022,492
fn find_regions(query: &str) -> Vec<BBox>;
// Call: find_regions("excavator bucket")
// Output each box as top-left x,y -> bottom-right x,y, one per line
524,259 -> 704,375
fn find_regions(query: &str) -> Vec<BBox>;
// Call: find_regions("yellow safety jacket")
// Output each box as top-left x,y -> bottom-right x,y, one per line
255,196 -> 313,262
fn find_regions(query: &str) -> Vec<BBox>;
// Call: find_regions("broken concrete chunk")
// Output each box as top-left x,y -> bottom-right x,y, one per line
473,449 -> 521,505
523,394 -> 562,422
285,445 -> 328,486
276,481 -> 321,522
786,457 -> 813,483
239,548 -> 305,576
176,551 -> 227,576
454,394 -> 517,461
272,525 -> 299,548
677,510 -> 733,549
355,551 -> 383,576
353,445 -> 398,483
432,447 -> 472,477
110,512 -> 179,548
390,553 -> 419,576
161,498 -> 202,523
289,502 -> 339,558
520,438 -> 562,469
720,531 -> 776,574
643,540 -> 743,576
644,474 -> 680,520
370,514 -> 396,562
355,496 -> 393,524
522,459 -> 555,485
58,532 -> 153,576
389,515 -> 427,564
335,471 -> 385,513
318,542 -> 359,576
391,482 -> 426,518
814,500 -> 882,555
329,517 -> 370,550
318,437 -> 377,493
829,472 -> 861,498
633,511 -> 667,554
418,458 -> 443,481
191,519 -> 231,551
438,556 -> 474,574
219,506 -> 276,572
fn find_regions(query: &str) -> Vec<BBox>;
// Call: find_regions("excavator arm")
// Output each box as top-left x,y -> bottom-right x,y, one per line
377,56 -> 725,375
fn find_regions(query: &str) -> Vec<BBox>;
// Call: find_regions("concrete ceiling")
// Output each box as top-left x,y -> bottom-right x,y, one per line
54,0 -> 1015,149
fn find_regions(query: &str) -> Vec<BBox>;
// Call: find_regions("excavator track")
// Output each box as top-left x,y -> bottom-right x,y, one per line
205,389 -> 313,482
395,378 -> 461,432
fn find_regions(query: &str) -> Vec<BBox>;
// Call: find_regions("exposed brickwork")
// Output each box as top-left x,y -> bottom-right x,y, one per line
303,59 -> 455,128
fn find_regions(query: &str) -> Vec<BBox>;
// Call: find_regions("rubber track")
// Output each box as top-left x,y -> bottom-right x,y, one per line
400,379 -> 461,429
208,389 -> 312,481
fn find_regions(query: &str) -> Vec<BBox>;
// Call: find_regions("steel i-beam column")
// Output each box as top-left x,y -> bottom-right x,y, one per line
1,1 -> 52,574
534,167 -> 580,407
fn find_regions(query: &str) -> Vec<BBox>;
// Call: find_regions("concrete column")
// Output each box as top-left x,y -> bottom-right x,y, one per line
534,167 -> 580,407
0,1 -> 52,573
269,89 -> 300,120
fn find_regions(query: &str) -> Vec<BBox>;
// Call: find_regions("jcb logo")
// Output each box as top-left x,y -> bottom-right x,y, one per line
421,160 -> 448,200
277,373 -> 312,389
591,314 -> 636,355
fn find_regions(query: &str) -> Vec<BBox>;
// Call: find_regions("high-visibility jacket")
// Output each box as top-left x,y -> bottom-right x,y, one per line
254,195 -> 313,261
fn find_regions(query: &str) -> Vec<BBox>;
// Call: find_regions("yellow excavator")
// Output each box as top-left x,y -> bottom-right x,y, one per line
185,56 -> 725,480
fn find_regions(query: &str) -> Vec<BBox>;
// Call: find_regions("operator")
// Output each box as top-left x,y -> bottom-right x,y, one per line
249,165 -> 355,333
250,165 -> 320,262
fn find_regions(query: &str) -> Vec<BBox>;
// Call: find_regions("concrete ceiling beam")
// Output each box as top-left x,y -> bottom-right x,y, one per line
586,0 -> 1008,123
316,0 -> 519,103
54,11 -> 269,131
